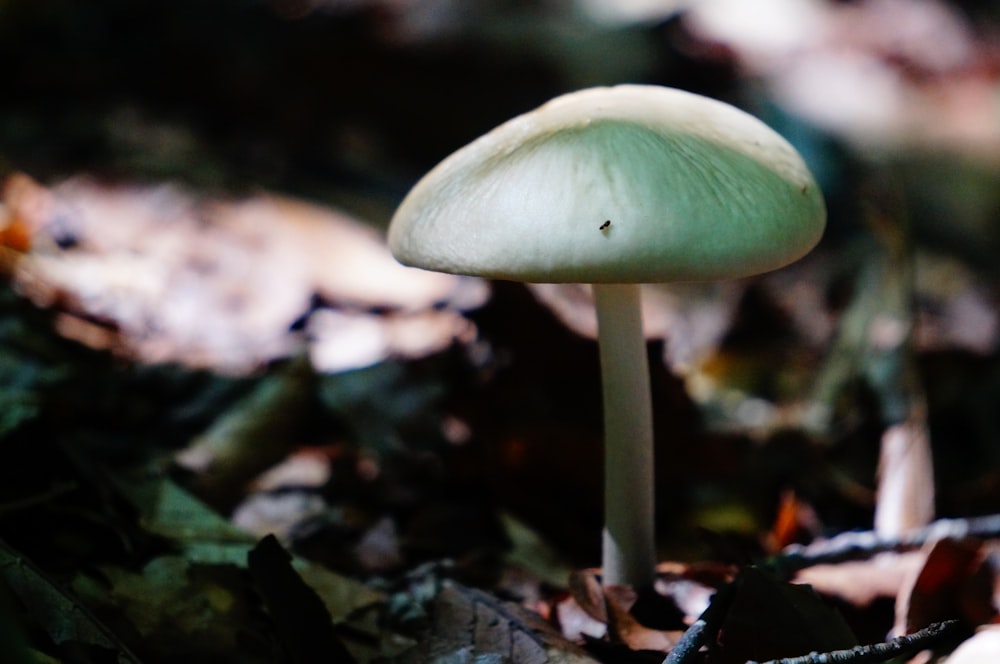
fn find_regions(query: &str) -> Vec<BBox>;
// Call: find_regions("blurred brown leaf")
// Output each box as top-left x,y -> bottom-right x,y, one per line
683,0 -> 1000,158
603,584 -> 680,653
794,552 -> 922,610
527,281 -> 743,374
894,537 -> 996,637
4,174 -> 485,374
875,417 -> 936,538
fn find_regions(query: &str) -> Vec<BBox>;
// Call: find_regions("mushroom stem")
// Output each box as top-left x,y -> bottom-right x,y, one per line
593,282 -> 656,588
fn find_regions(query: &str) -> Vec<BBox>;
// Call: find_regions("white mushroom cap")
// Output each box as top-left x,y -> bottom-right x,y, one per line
389,84 -> 826,284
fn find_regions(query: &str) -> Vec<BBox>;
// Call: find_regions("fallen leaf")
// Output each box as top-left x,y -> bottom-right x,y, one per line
110,470 -> 254,552
556,594 -> 608,643
683,0 -> 1000,158
875,417 -> 936,539
894,537 -> 995,637
395,583 -> 598,663
568,569 -> 607,624
654,561 -> 731,625
73,556 -> 270,663
716,566 -> 857,664
603,584 -> 679,653
946,626 -> 1000,664
173,355 -> 318,511
247,535 -> 357,663
793,551 -> 923,609
0,541 -> 141,663
5,175 -> 486,374
527,280 -> 743,374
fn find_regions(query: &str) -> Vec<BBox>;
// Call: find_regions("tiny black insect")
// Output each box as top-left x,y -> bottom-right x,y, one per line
599,220 -> 612,231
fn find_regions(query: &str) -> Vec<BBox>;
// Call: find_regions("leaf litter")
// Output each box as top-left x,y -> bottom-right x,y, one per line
1,165 -> 1000,662
3,173 -> 485,375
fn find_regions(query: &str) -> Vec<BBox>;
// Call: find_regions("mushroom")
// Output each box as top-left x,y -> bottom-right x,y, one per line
388,84 -> 826,587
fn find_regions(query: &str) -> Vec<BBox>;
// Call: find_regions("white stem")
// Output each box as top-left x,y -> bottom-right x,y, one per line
593,283 -> 655,587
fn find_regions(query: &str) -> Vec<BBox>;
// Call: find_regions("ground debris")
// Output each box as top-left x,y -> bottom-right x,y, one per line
394,582 -> 598,664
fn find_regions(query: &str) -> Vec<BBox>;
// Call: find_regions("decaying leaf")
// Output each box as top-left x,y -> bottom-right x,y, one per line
556,597 -> 608,644
567,569 -> 608,626
894,537 -> 995,638
683,0 -> 1000,157
603,584 -> 680,653
793,551 -> 923,610
395,583 -> 598,663
527,281 -> 743,374
654,561 -> 732,626
110,470 -> 255,554
173,355 -> 318,510
93,472 -> 393,661
3,174 -> 486,374
0,540 -> 141,663
559,567 -> 706,655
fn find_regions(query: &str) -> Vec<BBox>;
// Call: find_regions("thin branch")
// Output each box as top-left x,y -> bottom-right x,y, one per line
774,514 -> 1000,575
662,580 -> 736,664
746,620 -> 960,664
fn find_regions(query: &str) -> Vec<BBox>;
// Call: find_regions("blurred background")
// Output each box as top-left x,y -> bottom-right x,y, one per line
2,1 -> 1000,659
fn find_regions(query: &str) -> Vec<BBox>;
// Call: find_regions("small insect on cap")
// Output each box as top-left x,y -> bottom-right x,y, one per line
388,85 -> 826,284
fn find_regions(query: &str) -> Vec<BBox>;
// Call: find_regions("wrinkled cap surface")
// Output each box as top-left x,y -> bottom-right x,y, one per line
389,84 -> 826,284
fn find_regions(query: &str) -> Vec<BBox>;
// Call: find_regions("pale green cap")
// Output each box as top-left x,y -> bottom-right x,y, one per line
389,84 -> 826,284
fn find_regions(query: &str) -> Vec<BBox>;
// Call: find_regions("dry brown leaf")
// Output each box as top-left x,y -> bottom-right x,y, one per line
4,174 -> 486,373
527,280 -> 743,374
397,583 -> 598,664
683,0 -> 1000,160
794,551 -> 923,609
557,569 -> 609,641
212,194 -> 475,312
603,584 -> 679,653
875,417 -> 936,539
555,595 -> 608,643
653,561 -> 729,624
567,569 -> 608,624
894,537 -> 995,638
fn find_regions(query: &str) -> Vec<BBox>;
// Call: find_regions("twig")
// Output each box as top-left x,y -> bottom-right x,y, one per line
774,513 -> 1000,576
662,580 -> 736,664
746,619 -> 960,664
